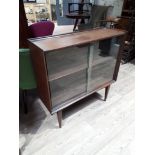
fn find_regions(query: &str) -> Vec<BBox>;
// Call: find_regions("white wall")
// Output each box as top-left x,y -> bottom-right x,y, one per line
95,0 -> 124,17
51,0 -> 56,4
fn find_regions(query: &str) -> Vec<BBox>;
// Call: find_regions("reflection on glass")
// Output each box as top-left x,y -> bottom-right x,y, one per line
78,5 -> 110,32
45,45 -> 89,80
50,69 -> 87,107
89,38 -> 120,91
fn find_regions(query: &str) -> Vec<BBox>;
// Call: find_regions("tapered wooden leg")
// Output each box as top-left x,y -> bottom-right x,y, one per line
73,19 -> 78,31
22,90 -> 28,114
104,85 -> 111,101
57,110 -> 62,128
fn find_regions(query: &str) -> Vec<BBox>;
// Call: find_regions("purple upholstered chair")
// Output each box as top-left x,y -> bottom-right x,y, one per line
29,21 -> 55,38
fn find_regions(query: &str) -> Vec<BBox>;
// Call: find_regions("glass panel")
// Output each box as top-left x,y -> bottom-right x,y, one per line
89,38 -> 120,91
45,45 -> 88,80
50,69 -> 87,107
78,5 -> 110,32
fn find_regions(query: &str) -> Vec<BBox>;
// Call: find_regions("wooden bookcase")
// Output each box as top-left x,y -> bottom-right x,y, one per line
28,28 -> 126,128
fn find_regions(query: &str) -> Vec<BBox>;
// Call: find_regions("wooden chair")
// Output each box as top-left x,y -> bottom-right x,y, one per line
67,2 -> 92,31
68,2 -> 92,14
78,5 -> 117,30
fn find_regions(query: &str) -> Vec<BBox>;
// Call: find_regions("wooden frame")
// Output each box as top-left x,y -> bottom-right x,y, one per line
29,28 -> 126,128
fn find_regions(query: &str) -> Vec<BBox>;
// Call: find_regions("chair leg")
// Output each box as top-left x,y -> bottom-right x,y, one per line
73,19 -> 78,31
104,85 -> 111,101
22,90 -> 28,114
57,110 -> 62,128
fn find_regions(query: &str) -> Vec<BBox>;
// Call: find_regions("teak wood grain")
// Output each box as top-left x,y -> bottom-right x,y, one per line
29,43 -> 52,112
29,28 -> 126,52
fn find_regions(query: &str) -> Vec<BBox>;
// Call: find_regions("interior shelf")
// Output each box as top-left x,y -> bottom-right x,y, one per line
48,56 -> 114,81
89,58 -> 116,91
46,46 -> 88,81
48,64 -> 87,81
92,39 -> 120,66
50,69 -> 87,107
92,49 -> 115,66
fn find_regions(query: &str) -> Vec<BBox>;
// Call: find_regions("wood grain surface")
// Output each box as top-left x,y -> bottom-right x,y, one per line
29,28 -> 126,52
29,43 -> 52,112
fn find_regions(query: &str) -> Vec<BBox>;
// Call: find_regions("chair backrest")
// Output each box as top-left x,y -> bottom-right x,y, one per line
29,21 -> 55,38
89,5 -> 109,27
19,48 -> 37,90
68,3 -> 92,14
78,5 -> 110,31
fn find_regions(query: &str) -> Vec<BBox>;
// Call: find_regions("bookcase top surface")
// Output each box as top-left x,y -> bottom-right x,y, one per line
29,28 -> 126,52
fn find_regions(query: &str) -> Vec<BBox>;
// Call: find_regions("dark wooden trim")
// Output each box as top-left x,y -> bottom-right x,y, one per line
57,110 -> 62,128
30,28 -> 127,52
29,43 -> 52,112
104,85 -> 111,101
113,35 -> 126,81
48,64 -> 87,81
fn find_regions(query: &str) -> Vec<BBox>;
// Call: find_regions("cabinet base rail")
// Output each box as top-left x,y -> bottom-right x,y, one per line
56,84 -> 111,128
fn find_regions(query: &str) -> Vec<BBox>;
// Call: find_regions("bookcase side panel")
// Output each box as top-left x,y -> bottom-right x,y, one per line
29,43 -> 52,113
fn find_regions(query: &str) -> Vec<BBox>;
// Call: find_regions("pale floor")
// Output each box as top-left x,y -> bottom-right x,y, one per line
19,62 -> 135,155
53,23 -> 74,36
